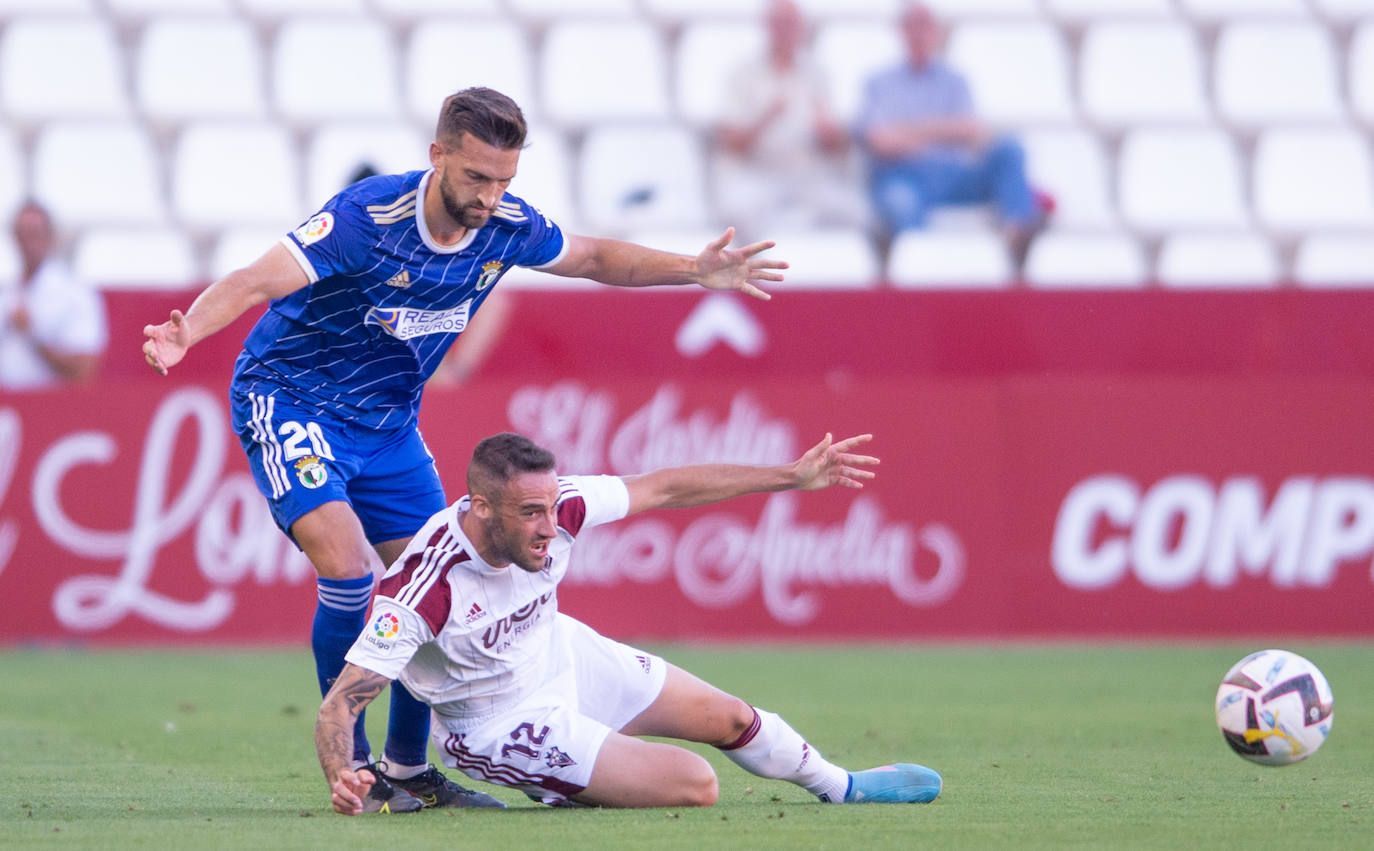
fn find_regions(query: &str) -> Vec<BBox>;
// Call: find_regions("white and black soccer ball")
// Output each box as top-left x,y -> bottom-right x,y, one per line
1215,649 -> 1334,766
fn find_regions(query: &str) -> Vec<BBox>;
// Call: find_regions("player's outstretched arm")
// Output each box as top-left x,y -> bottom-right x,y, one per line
623,432 -> 878,515
315,662 -> 391,816
541,229 -> 785,301
141,243 -> 309,375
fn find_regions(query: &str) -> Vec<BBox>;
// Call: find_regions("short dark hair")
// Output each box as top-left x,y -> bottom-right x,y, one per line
436,87 -> 527,151
467,432 -> 556,498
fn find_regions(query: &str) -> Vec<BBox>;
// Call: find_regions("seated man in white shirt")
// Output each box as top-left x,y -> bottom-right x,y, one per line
316,430 -> 942,813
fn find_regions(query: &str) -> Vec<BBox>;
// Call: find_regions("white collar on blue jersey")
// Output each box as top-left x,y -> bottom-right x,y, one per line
416,169 -> 481,255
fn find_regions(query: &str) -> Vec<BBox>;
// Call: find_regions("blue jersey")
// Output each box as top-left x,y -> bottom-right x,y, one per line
233,169 -> 566,429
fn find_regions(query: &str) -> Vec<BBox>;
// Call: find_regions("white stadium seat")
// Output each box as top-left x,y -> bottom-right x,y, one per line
1117,128 -> 1248,232
1024,231 -> 1148,289
0,0 -> 94,11
1311,0 -> 1374,20
1214,22 -> 1344,126
1079,23 -> 1209,126
643,0 -> 768,18
371,0 -> 504,17
32,122 -> 166,227
1293,234 -> 1374,288
1044,0 -> 1177,20
0,19 -> 128,120
541,21 -> 671,124
1351,23 -> 1374,127
946,22 -> 1075,124
107,0 -> 233,16
764,228 -> 879,289
577,124 -> 709,233
887,230 -> 1013,289
507,0 -> 637,18
1252,128 -> 1374,231
1021,128 -> 1116,229
304,123 -> 429,210
208,228 -> 287,280
1177,0 -> 1311,19
0,129 -> 22,219
676,22 -> 767,126
171,122 -> 303,229
509,127 -> 578,229
405,21 -> 536,122
813,21 -> 904,124
1156,233 -> 1280,288
921,0 -> 1042,16
136,17 -> 266,122
272,19 -> 400,122
797,0 -> 901,16
74,227 -> 198,289
237,0 -> 365,16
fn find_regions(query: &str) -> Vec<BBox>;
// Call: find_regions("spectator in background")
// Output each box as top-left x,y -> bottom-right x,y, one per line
0,200 -> 107,391
857,3 -> 1049,275
712,0 -> 868,242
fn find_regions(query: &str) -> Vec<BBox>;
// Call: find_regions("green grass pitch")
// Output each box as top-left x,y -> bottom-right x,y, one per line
2,642 -> 1371,849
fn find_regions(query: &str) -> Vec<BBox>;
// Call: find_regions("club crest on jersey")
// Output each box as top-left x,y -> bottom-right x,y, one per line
294,455 -> 328,489
364,301 -> 472,340
475,260 -> 503,291
544,747 -> 576,769
293,212 -> 334,246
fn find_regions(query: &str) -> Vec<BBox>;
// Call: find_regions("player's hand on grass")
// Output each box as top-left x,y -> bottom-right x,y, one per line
793,433 -> 879,491
142,309 -> 191,375
694,227 -> 786,302
329,766 -> 375,816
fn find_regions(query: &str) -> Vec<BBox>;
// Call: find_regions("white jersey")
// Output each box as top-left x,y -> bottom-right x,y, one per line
345,474 -> 630,730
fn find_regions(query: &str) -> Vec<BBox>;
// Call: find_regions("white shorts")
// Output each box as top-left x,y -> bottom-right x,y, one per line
429,614 -> 667,804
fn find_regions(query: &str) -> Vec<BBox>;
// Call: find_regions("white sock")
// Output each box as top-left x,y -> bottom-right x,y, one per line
718,707 -> 850,803
376,759 -> 427,779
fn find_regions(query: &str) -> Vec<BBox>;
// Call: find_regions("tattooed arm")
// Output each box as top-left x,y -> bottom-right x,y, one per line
315,662 -> 391,815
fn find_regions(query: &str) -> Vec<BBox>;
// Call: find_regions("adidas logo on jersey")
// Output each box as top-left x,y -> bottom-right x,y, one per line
384,270 -> 411,289
463,602 -> 485,625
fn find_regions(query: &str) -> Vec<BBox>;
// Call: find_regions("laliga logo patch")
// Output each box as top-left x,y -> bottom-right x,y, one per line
293,212 -> 334,246
294,455 -> 328,489
475,260 -> 503,291
373,612 -> 400,640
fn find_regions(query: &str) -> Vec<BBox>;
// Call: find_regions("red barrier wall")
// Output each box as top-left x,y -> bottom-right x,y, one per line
2,289 -> 1372,642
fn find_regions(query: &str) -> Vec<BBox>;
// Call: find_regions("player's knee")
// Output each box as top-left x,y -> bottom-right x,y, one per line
720,696 -> 757,744
679,758 -> 719,807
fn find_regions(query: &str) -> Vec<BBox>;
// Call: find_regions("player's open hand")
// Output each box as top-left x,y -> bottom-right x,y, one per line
329,766 -> 375,816
142,309 -> 191,375
793,433 -> 879,491
694,227 -> 786,301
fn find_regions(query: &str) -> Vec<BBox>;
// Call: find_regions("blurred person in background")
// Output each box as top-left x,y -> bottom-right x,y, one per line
857,2 -> 1049,274
712,0 -> 869,242
143,88 -> 785,814
0,200 -> 107,391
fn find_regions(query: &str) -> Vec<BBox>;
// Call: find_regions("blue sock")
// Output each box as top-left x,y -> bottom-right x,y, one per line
312,574 -> 376,764
384,681 -> 432,767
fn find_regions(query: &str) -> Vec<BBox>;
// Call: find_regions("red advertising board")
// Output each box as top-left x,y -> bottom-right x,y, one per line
2,289 -> 1371,643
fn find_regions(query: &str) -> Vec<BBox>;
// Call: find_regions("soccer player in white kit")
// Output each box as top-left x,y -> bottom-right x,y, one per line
316,431 -> 942,813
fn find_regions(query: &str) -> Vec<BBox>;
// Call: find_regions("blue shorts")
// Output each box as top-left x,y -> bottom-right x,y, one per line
229,385 -> 446,545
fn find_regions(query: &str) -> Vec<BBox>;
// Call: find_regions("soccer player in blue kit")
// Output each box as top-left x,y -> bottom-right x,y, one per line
142,88 -> 786,813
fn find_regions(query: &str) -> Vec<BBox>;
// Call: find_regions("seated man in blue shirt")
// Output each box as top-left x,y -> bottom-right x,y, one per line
857,3 -> 1049,275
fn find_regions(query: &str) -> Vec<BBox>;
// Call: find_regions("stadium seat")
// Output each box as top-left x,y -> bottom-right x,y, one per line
271,19 -> 400,122
1177,0 -> 1311,19
208,228 -> 287,280
1021,128 -> 1116,229
31,121 -> 166,227
762,228 -> 878,289
0,128 -> 22,219
1117,128 -> 1248,232
1293,234 -> 1374,287
1214,22 -> 1344,126
73,227 -> 198,289
510,126 -> 577,229
1078,23 -> 1209,126
540,21 -> 671,124
1155,233 -> 1280,288
1310,0 -> 1374,21
507,0 -> 637,18
405,21 -> 535,122
946,22 -> 1075,124
797,0 -> 902,16
643,0 -> 767,18
136,17 -> 266,122
0,0 -> 93,11
1043,0 -> 1176,20
106,0 -> 233,17
371,0 -> 504,17
887,230 -> 1013,289
237,0 -> 365,16
1023,231 -> 1148,289
304,123 -> 429,209
813,21 -> 904,124
0,19 -> 128,120
1351,23 -> 1374,126
1252,128 -> 1374,231
171,122 -> 303,229
577,124 -> 709,234
675,22 -> 767,126
919,0 -> 1041,16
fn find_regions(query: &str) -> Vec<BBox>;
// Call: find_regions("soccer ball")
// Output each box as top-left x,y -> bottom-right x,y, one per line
1215,649 -> 1334,766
